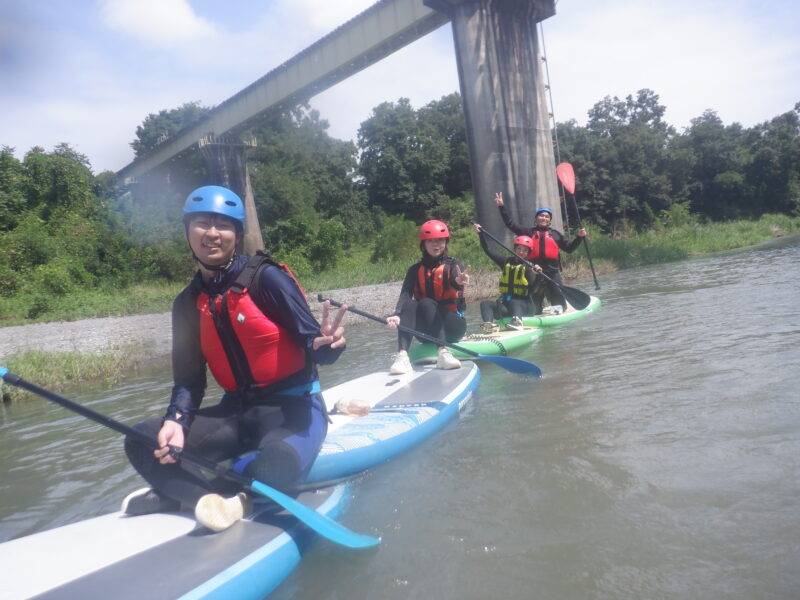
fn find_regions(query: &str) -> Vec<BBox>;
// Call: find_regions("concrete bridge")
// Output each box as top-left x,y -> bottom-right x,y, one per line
116,0 -> 561,251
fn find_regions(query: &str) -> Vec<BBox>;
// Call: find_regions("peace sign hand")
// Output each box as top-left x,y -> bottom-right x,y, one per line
455,265 -> 470,287
313,300 -> 347,350
494,192 -> 504,207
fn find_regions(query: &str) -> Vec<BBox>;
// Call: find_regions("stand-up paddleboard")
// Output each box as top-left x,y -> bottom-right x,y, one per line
0,484 -> 350,600
307,361 -> 480,485
407,327 -> 542,364
0,363 -> 479,599
498,295 -> 601,328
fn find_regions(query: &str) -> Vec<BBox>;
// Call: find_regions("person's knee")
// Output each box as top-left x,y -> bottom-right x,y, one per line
243,444 -> 303,491
124,418 -> 160,464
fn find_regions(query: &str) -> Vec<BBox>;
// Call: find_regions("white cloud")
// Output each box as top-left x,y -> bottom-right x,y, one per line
99,0 -> 218,47
2,0 -> 798,174
543,0 -> 800,129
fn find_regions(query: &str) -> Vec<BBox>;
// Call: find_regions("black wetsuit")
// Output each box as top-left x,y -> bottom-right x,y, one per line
498,205 -> 583,310
393,253 -> 467,351
477,230 -> 539,321
125,254 -> 344,502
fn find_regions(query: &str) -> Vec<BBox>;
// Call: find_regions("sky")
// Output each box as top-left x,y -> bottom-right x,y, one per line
1,0 -> 798,175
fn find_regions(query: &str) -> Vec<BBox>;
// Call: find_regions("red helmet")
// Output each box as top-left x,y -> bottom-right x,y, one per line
513,235 -> 533,249
419,219 -> 450,240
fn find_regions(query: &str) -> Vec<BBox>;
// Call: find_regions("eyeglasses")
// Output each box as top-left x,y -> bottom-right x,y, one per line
188,217 -> 237,232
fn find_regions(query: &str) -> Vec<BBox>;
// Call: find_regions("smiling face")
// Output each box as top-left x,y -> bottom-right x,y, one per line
535,211 -> 552,228
514,244 -> 530,259
423,237 -> 447,258
186,213 -> 240,269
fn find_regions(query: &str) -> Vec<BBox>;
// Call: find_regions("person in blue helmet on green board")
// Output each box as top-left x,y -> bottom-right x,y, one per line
494,192 -> 586,313
122,185 -> 348,533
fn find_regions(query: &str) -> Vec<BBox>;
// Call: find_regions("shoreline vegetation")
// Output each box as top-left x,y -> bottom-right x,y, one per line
2,215 -> 798,402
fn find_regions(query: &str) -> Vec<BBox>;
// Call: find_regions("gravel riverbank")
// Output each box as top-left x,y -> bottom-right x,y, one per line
0,274 -> 497,360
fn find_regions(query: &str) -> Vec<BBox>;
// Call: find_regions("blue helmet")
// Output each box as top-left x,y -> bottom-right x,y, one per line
535,206 -> 553,217
183,186 -> 245,230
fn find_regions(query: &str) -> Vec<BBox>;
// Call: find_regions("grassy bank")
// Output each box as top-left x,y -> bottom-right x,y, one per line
0,343 -> 155,403
2,214 -> 798,401
2,214 -> 797,326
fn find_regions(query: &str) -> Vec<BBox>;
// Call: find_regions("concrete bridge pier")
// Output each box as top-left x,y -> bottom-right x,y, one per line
425,0 -> 561,240
197,134 -> 264,254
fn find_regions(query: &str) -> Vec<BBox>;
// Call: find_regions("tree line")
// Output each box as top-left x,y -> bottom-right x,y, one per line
1,89 -> 798,318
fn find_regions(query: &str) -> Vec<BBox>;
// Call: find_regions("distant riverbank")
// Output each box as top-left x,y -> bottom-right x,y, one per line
0,273 -> 499,361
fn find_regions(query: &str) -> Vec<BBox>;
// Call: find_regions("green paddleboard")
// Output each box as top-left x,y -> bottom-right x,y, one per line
408,326 -> 542,363
498,295 -> 601,328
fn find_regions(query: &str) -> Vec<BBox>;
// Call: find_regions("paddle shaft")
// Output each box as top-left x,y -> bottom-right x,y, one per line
0,368 -> 380,548
471,223 -> 591,309
566,193 -> 600,289
2,370 -> 242,482
555,163 -> 600,290
319,295 -> 483,359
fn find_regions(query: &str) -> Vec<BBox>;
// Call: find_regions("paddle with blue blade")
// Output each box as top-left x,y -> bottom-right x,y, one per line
318,295 -> 542,377
471,222 -> 592,311
0,366 -> 379,549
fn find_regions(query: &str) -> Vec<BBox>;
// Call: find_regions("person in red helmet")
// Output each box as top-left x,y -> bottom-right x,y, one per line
494,192 -> 586,313
385,219 -> 470,374
472,223 -> 541,332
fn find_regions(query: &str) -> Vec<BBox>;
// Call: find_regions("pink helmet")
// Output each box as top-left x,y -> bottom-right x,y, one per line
514,235 -> 533,249
419,219 -> 450,240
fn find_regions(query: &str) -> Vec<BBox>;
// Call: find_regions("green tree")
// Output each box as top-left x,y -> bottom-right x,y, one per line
675,110 -> 748,220
418,93 -> 471,198
249,106 -> 367,243
556,90 -> 681,233
742,103 -> 800,217
357,98 -> 450,222
0,147 -> 29,230
131,101 -> 212,157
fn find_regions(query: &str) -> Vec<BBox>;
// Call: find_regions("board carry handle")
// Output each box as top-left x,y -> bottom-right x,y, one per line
318,296 -> 542,377
0,368 -> 380,549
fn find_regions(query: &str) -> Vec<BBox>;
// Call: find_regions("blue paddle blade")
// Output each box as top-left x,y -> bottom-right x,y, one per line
475,354 -> 542,377
250,480 -> 380,548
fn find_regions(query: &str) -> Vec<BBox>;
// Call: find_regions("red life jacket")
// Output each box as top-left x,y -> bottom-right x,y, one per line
196,254 -> 307,393
413,259 -> 464,312
528,229 -> 560,261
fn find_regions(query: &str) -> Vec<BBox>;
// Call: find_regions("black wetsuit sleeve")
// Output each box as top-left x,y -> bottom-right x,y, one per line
164,281 -> 206,429
393,263 -> 419,315
553,229 -> 583,253
498,204 -> 534,237
478,231 -> 508,269
253,265 -> 345,367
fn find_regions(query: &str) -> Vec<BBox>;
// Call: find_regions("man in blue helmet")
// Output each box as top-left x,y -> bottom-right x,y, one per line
493,192 -> 586,313
122,185 -> 347,533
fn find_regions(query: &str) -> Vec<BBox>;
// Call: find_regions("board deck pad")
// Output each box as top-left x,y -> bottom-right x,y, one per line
498,295 -> 601,328
1,486 -> 344,600
408,327 -> 542,363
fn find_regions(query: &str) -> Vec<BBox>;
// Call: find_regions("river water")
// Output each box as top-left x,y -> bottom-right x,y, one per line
1,237 -> 799,599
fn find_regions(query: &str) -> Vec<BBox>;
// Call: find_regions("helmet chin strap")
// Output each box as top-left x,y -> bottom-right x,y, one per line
193,251 -> 237,273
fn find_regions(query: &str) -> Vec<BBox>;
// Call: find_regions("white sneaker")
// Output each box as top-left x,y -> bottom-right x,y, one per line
505,316 -> 524,331
436,347 -> 461,370
389,350 -> 411,374
195,492 -> 253,532
481,321 -> 499,334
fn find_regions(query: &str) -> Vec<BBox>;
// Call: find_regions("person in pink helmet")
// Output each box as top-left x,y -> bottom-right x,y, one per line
472,223 -> 540,332
385,220 -> 470,374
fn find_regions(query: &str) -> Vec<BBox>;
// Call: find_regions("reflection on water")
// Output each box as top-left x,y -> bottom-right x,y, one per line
2,237 -> 799,599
